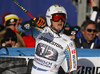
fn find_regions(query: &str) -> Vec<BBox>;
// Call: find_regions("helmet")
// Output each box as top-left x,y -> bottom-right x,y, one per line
46,4 -> 67,26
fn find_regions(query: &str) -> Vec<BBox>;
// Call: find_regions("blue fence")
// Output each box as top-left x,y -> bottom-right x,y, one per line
0,47 -> 100,57
77,48 -> 100,57
0,47 -> 35,56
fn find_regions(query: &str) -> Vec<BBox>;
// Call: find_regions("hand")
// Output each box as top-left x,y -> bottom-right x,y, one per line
17,17 -> 23,24
20,14 -> 46,30
28,19 -> 36,27
29,15 -> 46,28
15,17 -> 23,33
90,0 -> 97,7
35,15 -> 46,28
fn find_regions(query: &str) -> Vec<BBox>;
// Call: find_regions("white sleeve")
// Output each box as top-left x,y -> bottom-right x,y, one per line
64,40 -> 78,73
90,11 -> 98,22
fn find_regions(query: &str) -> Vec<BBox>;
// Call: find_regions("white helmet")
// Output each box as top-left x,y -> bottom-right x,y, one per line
46,4 -> 67,26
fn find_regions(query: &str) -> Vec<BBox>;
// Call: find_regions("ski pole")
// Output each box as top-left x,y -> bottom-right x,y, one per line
13,0 -> 35,20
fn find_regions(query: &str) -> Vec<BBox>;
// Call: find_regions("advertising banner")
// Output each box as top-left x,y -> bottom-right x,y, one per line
0,48 -> 100,74
0,57 -> 100,74
78,57 -> 100,74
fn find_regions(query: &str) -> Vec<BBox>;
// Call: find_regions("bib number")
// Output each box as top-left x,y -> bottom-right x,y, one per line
36,43 -> 58,61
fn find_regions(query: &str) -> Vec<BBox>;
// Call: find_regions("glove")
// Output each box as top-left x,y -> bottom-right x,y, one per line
21,14 -> 46,30
35,14 -> 46,28
28,19 -> 36,27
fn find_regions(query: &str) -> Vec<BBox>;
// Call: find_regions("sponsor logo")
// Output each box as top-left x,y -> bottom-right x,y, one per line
77,66 -> 100,74
69,42 -> 74,48
71,49 -> 76,54
34,57 -> 52,68
72,55 -> 77,68
39,36 -> 63,49
54,64 -> 57,68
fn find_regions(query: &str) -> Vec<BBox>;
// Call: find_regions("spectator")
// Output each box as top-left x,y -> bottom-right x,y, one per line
63,25 -> 80,39
0,25 -> 4,32
90,0 -> 100,40
22,35 -> 36,47
1,12 -> 36,47
63,23 -> 71,32
2,12 -> 23,33
96,23 -> 100,39
90,0 -> 100,22
74,20 -> 100,49
0,28 -> 26,47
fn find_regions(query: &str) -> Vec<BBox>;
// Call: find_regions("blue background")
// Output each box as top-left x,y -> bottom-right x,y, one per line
0,0 -> 77,26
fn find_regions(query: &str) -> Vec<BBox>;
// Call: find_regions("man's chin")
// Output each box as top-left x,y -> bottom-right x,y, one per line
58,27 -> 63,30
89,38 -> 94,41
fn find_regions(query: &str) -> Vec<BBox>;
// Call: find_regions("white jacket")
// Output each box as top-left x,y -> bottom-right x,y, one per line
32,27 -> 77,74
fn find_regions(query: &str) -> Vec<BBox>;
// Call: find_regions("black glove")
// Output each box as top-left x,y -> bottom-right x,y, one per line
28,19 -> 36,27
35,14 -> 46,28
21,14 -> 46,30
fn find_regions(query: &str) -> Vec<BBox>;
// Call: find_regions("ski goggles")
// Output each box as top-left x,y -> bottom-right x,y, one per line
52,13 -> 66,22
85,28 -> 98,33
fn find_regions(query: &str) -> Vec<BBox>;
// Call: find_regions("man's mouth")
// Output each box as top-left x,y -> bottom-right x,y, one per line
58,24 -> 62,26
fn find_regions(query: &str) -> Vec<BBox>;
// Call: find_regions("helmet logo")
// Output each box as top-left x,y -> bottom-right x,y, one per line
54,5 -> 61,7
58,11 -> 62,13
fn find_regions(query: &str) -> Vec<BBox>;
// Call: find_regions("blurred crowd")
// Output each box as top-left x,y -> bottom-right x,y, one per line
0,0 -> 100,49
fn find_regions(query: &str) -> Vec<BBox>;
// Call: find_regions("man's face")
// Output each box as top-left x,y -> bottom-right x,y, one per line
5,22 -> 16,30
51,13 -> 66,32
5,38 -> 16,47
82,24 -> 97,42
52,19 -> 64,31
3,18 -> 17,30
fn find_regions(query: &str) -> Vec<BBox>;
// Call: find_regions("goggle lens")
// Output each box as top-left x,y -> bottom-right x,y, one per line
52,14 -> 66,22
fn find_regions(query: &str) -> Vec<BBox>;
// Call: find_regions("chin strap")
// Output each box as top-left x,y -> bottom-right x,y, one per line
50,27 -> 61,34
